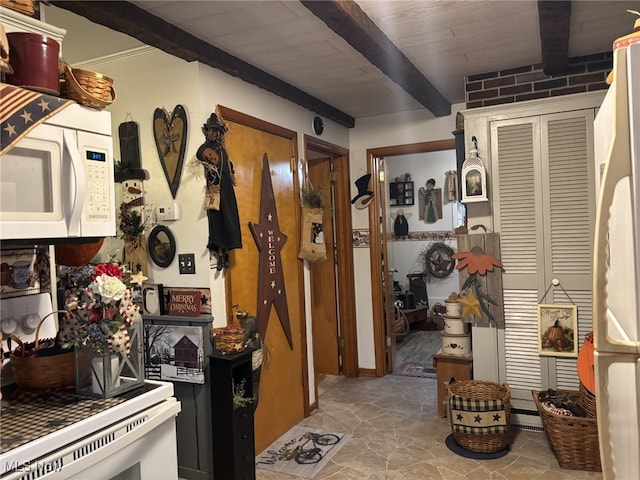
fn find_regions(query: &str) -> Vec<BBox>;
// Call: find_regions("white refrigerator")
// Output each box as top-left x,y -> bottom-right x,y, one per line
593,42 -> 640,479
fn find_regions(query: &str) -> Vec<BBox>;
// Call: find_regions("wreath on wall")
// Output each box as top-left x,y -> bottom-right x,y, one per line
423,242 -> 456,279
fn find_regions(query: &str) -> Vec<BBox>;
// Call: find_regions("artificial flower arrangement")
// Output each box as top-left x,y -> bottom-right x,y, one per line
58,262 -> 147,357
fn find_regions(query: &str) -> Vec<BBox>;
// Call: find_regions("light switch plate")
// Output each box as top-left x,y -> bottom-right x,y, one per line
178,253 -> 196,274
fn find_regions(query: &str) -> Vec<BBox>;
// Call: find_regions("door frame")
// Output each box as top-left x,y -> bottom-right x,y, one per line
304,135 -> 358,385
367,139 -> 456,376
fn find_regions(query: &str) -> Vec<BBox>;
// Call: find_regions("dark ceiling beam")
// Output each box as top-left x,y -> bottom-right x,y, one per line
49,1 -> 355,128
538,0 -> 572,75
301,0 -> 451,117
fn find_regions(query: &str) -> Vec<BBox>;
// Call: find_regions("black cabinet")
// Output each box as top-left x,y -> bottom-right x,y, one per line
210,350 -> 256,480
143,315 -> 214,480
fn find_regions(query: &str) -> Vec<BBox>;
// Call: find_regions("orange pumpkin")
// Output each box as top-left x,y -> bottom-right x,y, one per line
547,320 -> 565,340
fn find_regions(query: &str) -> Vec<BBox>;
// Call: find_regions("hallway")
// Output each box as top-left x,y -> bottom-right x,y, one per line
256,329 -> 603,479
393,328 -> 441,368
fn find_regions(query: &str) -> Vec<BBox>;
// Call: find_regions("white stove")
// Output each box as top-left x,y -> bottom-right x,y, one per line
1,293 -> 58,341
0,380 -> 180,479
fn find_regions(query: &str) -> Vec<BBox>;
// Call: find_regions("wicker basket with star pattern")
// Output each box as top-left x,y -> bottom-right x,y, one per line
447,380 -> 511,453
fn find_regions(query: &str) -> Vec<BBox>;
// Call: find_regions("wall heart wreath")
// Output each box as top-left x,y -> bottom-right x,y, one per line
153,105 -> 187,198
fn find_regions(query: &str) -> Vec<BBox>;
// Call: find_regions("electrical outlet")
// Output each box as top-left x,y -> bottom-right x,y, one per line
178,254 -> 196,274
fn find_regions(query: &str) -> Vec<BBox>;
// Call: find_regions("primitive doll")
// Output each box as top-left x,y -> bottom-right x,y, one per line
390,208 -> 412,238
196,113 -> 242,270
419,178 -> 442,223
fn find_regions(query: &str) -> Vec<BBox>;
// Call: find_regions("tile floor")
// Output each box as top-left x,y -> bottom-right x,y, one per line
256,329 -> 603,480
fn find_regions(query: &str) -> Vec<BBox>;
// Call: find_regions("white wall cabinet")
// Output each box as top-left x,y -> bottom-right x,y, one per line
462,92 -> 604,424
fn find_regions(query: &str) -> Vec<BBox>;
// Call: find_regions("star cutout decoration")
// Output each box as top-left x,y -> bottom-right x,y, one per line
474,414 -> 482,423
248,153 -> 293,349
130,271 -> 148,285
493,413 -> 502,422
456,413 -> 463,421
430,254 -> 452,272
459,288 -> 482,318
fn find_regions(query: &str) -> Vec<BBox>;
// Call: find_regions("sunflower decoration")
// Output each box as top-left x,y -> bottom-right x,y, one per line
453,246 -> 503,321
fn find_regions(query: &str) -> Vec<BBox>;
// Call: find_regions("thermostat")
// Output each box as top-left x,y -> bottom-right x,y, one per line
157,202 -> 181,221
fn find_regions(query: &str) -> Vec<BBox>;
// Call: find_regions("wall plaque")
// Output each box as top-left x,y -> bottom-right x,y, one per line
168,289 -> 202,317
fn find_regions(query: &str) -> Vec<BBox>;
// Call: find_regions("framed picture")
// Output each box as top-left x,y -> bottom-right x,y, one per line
538,304 -> 578,357
1,247 -> 51,298
144,324 -> 205,384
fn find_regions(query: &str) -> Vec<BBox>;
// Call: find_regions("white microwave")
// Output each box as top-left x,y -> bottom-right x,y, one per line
0,104 -> 116,240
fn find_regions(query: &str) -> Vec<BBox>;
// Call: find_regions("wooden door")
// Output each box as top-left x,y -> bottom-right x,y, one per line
218,107 -> 306,454
308,157 -> 340,375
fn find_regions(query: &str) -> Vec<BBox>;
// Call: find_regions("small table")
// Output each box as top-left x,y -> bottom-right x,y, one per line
401,305 -> 429,328
432,351 -> 473,417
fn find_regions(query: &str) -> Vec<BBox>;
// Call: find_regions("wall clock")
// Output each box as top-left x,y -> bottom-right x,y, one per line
312,116 -> 324,135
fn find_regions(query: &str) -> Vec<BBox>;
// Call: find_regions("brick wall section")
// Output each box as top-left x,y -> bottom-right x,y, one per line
465,53 -> 612,108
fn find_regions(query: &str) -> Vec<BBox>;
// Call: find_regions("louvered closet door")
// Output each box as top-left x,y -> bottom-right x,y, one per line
491,110 -> 595,413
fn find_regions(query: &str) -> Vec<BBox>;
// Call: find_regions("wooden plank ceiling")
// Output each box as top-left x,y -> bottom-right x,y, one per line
48,1 -> 633,127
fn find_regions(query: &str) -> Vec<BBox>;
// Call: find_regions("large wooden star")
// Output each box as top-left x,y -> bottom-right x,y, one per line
459,288 -> 482,318
248,153 -> 293,349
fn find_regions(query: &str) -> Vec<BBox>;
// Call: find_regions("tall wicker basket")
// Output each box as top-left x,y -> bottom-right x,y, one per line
532,390 -> 601,471
447,380 -> 511,453
578,382 -> 597,418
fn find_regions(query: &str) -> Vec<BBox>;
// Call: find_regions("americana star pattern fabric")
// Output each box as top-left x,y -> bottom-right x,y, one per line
450,395 -> 507,435
0,83 -> 74,155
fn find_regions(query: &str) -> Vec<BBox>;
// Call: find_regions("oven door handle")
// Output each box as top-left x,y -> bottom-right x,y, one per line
63,129 -> 86,237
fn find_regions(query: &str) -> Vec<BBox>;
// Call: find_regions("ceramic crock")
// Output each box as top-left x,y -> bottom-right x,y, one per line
444,317 -> 467,335
445,301 -> 462,317
6,32 -> 60,95
440,331 -> 471,355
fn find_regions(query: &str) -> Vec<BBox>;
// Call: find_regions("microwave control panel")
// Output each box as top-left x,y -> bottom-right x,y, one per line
84,148 -> 111,221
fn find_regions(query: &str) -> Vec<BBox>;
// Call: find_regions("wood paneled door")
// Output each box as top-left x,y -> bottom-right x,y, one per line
218,106 -> 307,454
308,156 -> 340,376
